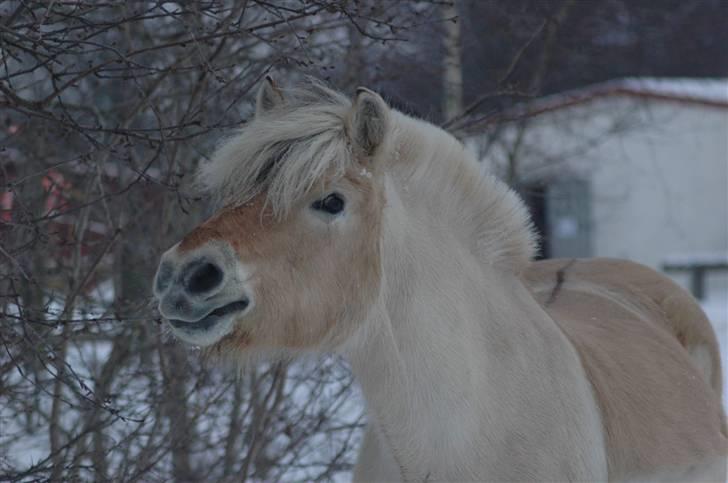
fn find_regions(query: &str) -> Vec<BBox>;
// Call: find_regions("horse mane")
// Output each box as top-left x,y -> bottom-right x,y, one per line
199,79 -> 536,272
390,114 -> 537,273
197,79 -> 354,217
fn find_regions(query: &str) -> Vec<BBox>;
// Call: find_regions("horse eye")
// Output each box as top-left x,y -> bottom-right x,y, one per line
311,193 -> 345,215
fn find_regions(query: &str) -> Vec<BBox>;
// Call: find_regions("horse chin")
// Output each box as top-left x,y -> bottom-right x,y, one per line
168,316 -> 235,347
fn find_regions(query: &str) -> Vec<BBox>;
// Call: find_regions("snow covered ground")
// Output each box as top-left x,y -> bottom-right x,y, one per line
4,284 -> 726,478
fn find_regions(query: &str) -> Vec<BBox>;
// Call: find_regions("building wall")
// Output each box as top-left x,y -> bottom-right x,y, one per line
470,96 -> 728,294
590,101 -> 726,267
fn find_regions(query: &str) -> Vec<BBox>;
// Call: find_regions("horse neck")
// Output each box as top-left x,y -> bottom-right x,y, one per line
344,195 -> 537,475
341,118 -> 602,479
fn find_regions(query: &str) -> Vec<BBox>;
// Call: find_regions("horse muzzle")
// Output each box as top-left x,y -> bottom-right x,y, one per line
153,241 -> 253,346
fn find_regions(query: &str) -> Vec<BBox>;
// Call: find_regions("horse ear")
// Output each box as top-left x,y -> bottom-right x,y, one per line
256,75 -> 285,116
348,87 -> 389,158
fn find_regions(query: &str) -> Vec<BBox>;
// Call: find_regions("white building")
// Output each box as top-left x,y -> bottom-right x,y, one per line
465,78 -> 728,298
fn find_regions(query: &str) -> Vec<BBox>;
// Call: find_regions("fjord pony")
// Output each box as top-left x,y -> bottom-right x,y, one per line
154,78 -> 726,481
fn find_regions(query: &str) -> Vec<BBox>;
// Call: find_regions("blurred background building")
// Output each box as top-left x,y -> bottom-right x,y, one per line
465,78 -> 728,303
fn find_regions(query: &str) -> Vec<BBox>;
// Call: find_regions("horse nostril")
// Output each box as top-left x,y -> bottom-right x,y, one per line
186,262 -> 224,295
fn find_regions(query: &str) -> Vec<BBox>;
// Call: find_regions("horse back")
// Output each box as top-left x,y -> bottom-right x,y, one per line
523,257 -> 727,480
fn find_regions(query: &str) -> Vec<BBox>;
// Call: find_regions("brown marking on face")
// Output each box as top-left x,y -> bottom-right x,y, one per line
178,225 -> 223,253
177,195 -> 275,254
179,168 -> 385,352
245,170 -> 384,350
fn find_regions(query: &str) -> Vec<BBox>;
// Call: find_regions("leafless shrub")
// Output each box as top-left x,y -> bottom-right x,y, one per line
0,1 -> 440,480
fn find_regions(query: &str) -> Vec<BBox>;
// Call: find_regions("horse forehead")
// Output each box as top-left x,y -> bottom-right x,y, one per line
178,196 -> 273,253
176,169 -> 379,254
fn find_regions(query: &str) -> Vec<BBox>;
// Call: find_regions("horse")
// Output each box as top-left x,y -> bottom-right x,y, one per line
153,77 -> 727,482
